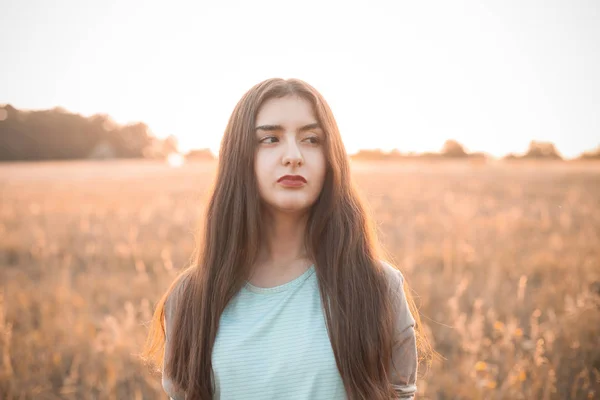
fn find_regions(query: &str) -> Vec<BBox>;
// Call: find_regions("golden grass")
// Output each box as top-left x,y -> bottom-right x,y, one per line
0,159 -> 598,399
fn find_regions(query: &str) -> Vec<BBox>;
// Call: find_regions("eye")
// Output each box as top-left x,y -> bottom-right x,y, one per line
303,136 -> 320,144
259,136 -> 278,144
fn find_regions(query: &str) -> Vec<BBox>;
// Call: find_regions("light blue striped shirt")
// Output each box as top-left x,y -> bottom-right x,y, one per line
162,261 -> 417,399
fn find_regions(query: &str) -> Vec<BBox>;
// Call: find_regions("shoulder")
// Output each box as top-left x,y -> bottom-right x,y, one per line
379,260 -> 418,397
379,260 -> 406,290
378,260 -> 415,328
164,270 -> 193,323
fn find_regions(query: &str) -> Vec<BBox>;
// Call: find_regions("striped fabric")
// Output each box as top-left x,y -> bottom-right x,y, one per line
162,261 -> 417,399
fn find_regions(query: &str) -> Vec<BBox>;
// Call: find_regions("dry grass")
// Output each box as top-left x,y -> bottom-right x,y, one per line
0,159 -> 599,399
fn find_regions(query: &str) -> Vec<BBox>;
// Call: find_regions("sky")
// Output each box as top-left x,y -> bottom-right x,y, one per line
1,0 -> 599,158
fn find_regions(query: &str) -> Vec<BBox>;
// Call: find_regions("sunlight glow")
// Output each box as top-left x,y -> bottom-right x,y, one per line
0,0 -> 598,159
167,153 -> 185,168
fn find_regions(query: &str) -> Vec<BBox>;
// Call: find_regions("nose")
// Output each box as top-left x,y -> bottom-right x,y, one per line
282,139 -> 303,167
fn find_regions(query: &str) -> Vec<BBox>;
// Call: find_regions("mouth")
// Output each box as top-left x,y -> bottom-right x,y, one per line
277,175 -> 307,187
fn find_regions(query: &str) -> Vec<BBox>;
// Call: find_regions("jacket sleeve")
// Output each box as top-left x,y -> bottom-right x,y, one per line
383,262 -> 418,399
162,286 -> 187,400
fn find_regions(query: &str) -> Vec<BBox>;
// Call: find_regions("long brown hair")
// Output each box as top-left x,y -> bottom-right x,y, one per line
142,78 -> 432,399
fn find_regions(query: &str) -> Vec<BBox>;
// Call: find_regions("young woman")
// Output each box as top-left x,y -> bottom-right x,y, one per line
142,78 -> 429,399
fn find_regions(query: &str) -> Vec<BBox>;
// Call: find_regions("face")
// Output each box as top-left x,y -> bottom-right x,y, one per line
254,95 -> 327,214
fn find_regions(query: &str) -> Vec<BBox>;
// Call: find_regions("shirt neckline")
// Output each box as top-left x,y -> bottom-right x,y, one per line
244,264 -> 315,294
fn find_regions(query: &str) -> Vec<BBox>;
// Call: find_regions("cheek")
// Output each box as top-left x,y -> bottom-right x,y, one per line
314,152 -> 327,182
254,152 -> 271,188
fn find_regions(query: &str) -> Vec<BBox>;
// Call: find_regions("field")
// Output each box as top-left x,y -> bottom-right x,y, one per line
1,159 -> 599,399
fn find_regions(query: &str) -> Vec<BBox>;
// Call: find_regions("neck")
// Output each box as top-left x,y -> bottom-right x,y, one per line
257,207 -> 310,269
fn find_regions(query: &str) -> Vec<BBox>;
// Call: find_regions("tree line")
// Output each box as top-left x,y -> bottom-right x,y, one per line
0,104 -> 177,161
1,104 -> 598,162
351,140 -> 600,162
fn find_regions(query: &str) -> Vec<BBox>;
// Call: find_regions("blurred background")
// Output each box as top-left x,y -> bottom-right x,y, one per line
1,0 -> 599,399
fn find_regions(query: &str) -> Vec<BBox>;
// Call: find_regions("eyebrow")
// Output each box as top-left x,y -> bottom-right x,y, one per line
255,123 -> 321,132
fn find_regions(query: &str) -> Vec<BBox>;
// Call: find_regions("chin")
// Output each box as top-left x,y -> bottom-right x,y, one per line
268,195 -> 316,213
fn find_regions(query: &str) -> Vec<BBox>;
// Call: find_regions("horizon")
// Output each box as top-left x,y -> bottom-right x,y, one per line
3,102 -> 597,160
1,1 -> 599,159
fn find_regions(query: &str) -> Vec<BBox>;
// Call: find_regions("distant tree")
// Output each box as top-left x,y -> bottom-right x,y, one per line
88,141 -> 117,159
143,134 -> 180,159
419,152 -> 442,160
0,104 -> 172,161
468,152 -> 488,162
162,135 -> 179,155
503,153 -> 519,161
523,140 -> 562,160
576,145 -> 600,161
113,122 -> 153,157
351,149 -> 388,161
389,148 -> 402,158
441,139 -> 468,158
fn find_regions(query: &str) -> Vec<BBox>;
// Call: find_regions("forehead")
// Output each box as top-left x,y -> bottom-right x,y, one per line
255,96 -> 316,126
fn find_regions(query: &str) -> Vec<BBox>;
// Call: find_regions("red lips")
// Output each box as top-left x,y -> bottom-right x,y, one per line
277,175 -> 307,183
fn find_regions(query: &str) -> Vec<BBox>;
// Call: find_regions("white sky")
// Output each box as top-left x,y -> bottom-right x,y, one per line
1,0 -> 598,158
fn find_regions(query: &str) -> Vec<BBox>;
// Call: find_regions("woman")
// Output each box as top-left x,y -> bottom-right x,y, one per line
142,78 -> 429,399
